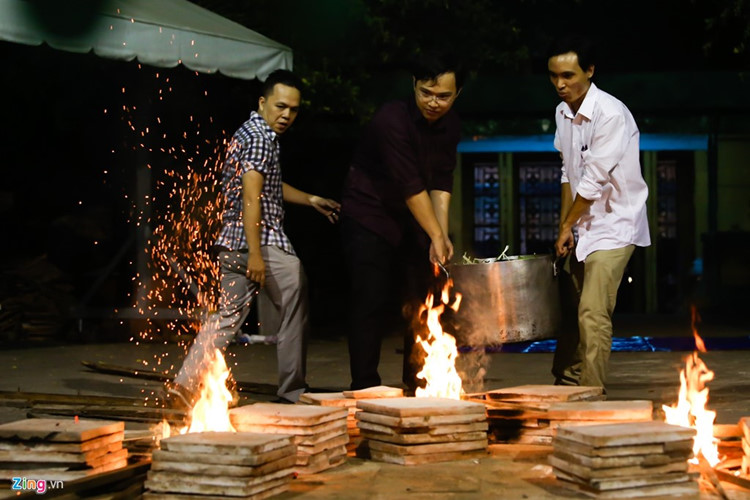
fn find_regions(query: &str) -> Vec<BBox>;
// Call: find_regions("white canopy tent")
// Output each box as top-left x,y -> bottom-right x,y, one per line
0,0 -> 292,79
1,0 -> 293,333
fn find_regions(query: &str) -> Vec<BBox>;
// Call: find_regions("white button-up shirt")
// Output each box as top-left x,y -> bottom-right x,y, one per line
553,82 -> 651,261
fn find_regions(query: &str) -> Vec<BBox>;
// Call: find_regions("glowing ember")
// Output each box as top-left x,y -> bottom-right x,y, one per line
415,269 -> 463,399
662,306 -> 721,466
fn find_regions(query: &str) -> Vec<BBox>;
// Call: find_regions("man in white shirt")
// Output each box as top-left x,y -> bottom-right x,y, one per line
547,36 -> 651,390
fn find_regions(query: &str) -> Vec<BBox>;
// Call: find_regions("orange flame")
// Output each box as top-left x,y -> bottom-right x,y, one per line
161,348 -> 236,438
662,306 -> 720,466
415,269 -> 463,399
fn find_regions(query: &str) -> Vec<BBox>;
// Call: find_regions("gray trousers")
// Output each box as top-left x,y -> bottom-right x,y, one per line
552,245 -> 635,389
174,246 -> 309,402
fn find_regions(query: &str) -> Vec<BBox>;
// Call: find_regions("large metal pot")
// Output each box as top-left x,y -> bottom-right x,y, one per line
449,254 -> 560,344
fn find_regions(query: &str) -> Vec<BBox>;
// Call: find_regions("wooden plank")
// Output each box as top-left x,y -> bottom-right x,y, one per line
295,426 -> 348,446
356,410 -> 486,429
558,479 -> 699,498
81,361 -> 278,396
554,466 -> 695,491
295,445 -> 347,467
361,430 -> 487,445
297,434 -> 349,455
714,468 -> 750,494
151,454 -> 296,477
555,421 -> 695,447
0,390 -> 150,407
367,438 -> 486,456
554,437 -> 693,458
0,441 -> 123,464
355,397 -> 485,418
548,454 -> 688,480
369,448 -> 486,465
0,418 -> 124,442
233,419 -> 347,437
294,447 -> 347,475
143,482 -> 289,500
546,400 -> 653,421
356,419 -> 487,436
492,427 -> 554,438
0,457 -> 129,482
741,417 -> 750,442
28,404 -> 178,423
552,448 -> 690,469
0,431 -> 124,452
485,385 -> 603,402
161,432 -> 293,456
486,408 -> 549,419
229,403 -> 347,426
144,469 -> 291,496
342,386 -> 404,399
151,444 -> 296,467
479,398 -> 553,411
299,393 -> 358,407
492,434 -> 553,445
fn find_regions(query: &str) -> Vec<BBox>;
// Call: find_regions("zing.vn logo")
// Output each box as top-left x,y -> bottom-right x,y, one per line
11,477 -> 64,494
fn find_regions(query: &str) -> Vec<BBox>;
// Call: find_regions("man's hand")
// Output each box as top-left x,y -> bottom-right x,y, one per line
246,253 -> 266,288
310,195 -> 341,224
429,235 -> 453,264
555,226 -> 575,257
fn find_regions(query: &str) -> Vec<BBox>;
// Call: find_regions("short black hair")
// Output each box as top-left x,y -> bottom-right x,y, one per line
261,69 -> 303,98
547,35 -> 596,72
411,51 -> 466,90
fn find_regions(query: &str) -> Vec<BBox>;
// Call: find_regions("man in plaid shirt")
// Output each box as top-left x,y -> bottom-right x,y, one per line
168,70 -> 340,408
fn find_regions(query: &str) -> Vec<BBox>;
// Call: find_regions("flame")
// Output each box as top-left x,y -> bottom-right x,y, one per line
662,306 -> 720,466
162,348 -> 236,437
415,268 -> 463,399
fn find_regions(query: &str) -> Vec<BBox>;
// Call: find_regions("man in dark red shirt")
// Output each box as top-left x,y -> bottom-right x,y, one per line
340,52 -> 464,392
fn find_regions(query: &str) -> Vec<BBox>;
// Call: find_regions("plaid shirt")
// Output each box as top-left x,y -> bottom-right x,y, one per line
215,111 -> 295,255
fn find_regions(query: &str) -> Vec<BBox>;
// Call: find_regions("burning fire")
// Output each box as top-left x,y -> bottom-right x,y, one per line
415,268 -> 463,399
161,347 -> 236,438
662,306 -> 721,466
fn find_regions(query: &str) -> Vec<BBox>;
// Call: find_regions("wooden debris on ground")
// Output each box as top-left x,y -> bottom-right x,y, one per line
0,418 -> 128,481
229,403 -> 348,475
355,397 -> 488,465
549,421 -> 699,498
143,432 -> 295,500
471,385 -> 653,445
739,417 -> 750,477
299,386 -> 404,457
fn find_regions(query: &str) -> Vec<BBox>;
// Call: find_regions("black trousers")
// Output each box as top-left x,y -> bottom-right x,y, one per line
341,217 -> 431,391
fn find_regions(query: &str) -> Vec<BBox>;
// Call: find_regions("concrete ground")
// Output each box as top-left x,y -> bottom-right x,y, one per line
0,313 -> 749,498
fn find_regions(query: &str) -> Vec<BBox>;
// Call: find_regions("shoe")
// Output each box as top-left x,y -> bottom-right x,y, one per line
161,383 -> 196,412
